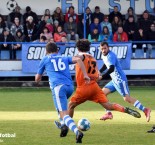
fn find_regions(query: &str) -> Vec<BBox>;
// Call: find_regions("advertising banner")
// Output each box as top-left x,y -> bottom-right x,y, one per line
22,43 -> 132,73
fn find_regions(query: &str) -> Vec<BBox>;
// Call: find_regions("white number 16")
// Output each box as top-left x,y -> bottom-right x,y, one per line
51,58 -> 66,71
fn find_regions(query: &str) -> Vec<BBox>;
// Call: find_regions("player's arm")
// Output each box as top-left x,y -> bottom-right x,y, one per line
72,56 -> 90,83
99,64 -> 107,73
35,58 -> 45,83
35,74 -> 42,83
101,65 -> 114,79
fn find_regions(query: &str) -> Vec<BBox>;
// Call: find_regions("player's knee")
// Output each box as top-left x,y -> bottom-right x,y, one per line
124,96 -> 131,103
68,102 -> 76,110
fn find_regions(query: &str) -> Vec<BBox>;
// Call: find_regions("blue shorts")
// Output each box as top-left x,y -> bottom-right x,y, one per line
104,80 -> 130,97
52,84 -> 74,111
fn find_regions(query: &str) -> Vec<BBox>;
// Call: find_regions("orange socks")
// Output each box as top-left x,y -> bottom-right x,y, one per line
112,103 -> 125,112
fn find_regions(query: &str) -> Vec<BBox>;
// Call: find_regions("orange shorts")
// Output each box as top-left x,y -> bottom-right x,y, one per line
70,82 -> 108,104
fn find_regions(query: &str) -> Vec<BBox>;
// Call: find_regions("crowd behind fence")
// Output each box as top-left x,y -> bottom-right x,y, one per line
0,5 -> 155,60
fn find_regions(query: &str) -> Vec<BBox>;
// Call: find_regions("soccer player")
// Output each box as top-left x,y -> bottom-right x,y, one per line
99,42 -> 151,122
35,42 -> 90,143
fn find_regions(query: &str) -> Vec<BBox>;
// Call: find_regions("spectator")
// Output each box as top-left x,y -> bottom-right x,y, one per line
124,15 -> 138,41
37,15 -> 50,37
10,17 -> 24,36
61,36 -> 68,43
113,26 -> 128,42
7,5 -> 23,26
45,19 -> 54,33
39,35 -> 47,43
132,28 -> 147,58
24,16 -> 37,42
40,27 -> 53,42
41,9 -> 53,24
0,28 -> 15,59
52,7 -> 64,26
77,18 -> 84,39
80,7 -> 92,38
65,6 -> 79,23
23,6 -> 38,25
88,28 -> 101,42
13,29 -> 25,56
100,16 -> 112,34
138,10 -> 153,34
100,26 -> 113,42
90,17 -> 101,34
0,15 -> 6,34
54,25 -> 66,42
149,7 -> 155,23
64,16 -> 79,42
53,20 -> 59,33
147,23 -> 155,58
111,15 -> 122,34
92,6 -> 104,23
82,7 -> 92,26
125,7 -> 138,22
109,6 -> 123,23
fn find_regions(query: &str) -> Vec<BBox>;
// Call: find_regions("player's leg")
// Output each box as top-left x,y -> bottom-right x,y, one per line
54,84 -> 74,129
100,81 -> 116,120
100,101 -> 141,118
115,81 -> 151,122
53,84 -> 84,143
68,88 -> 88,118
92,84 -> 141,119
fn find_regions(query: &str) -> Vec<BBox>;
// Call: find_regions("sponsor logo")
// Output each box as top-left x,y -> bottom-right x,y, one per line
26,45 -> 128,60
27,46 -> 46,60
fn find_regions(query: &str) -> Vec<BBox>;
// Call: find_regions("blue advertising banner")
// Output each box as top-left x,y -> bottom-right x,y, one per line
22,43 -> 132,73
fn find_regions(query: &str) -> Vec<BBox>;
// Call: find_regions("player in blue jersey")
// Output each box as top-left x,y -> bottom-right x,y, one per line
35,42 -> 90,143
99,42 -> 151,122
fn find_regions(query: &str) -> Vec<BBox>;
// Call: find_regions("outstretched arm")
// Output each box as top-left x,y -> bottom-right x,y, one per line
101,65 -> 114,79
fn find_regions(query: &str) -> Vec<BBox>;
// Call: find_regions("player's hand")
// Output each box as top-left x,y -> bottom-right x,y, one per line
84,76 -> 90,84
98,75 -> 102,80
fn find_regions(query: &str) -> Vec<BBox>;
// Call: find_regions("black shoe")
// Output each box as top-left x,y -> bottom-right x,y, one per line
76,130 -> 84,143
60,125 -> 68,137
125,107 -> 141,118
147,126 -> 155,133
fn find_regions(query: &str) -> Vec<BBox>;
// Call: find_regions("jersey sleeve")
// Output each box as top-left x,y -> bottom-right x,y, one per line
37,57 -> 46,75
67,56 -> 73,64
108,54 -> 116,66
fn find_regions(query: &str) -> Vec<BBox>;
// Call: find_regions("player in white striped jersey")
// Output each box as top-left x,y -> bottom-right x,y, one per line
99,42 -> 151,122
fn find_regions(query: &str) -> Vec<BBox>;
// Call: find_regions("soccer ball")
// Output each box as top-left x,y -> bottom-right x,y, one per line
6,0 -> 18,11
77,118 -> 90,131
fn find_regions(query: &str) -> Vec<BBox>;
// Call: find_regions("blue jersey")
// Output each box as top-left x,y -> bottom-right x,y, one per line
37,53 -> 73,88
102,51 -> 127,84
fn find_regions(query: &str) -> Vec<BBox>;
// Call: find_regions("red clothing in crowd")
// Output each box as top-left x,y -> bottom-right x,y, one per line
113,32 -> 128,42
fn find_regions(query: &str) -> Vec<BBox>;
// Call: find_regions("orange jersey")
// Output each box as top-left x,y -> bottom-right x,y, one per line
75,53 -> 99,86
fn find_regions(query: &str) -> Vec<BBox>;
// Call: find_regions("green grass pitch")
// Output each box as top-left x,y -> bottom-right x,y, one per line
0,87 -> 155,145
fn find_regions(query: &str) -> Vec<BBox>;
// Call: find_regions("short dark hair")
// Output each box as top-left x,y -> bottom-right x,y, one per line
40,35 -> 47,41
46,42 -> 58,53
95,6 -> 100,9
100,41 -> 109,47
26,6 -> 31,12
76,39 -> 91,52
